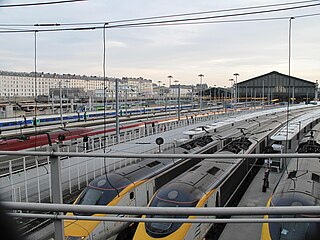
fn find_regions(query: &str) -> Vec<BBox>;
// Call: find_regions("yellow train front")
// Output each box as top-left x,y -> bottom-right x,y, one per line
64,156 -> 177,239
261,130 -> 320,240
134,181 -> 214,240
134,116 -> 286,240
134,136 -> 266,239
261,160 -> 320,240
64,173 -> 135,240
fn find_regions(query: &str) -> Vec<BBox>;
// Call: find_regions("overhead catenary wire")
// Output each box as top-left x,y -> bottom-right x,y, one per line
0,0 -> 318,27
0,0 -> 86,8
0,2 -> 320,33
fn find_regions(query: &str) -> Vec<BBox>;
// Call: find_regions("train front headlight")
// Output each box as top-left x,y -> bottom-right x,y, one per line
65,236 -> 85,240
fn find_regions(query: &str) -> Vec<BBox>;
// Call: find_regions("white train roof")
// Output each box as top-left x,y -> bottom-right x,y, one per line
271,108 -> 320,141
183,104 -> 319,138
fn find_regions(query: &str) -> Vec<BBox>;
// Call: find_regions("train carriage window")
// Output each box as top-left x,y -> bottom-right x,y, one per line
130,192 -> 134,199
146,161 -> 161,168
189,165 -> 200,172
207,166 -> 220,176
311,173 -> 320,183
288,171 -> 297,179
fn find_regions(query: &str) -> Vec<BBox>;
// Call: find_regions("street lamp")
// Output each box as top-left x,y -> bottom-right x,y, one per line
65,79 -> 70,112
198,74 -> 204,111
174,79 -> 180,119
115,78 -> 120,143
162,83 -> 167,111
168,75 -> 173,103
234,73 -> 239,103
158,80 -> 162,108
229,78 -> 235,106
59,80 -> 63,126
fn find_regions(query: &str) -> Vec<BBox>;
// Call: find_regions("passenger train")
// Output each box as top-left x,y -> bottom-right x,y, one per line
0,104 -> 192,131
0,127 -> 93,151
133,117 -> 285,240
63,111 -> 277,240
261,123 -> 320,240
0,116 -> 180,151
64,135 -> 218,240
63,107 -> 311,240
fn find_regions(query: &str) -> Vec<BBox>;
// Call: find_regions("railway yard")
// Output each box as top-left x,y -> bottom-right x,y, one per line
1,104 -> 320,240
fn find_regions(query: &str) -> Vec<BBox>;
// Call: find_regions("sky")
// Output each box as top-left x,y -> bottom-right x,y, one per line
0,0 -> 319,87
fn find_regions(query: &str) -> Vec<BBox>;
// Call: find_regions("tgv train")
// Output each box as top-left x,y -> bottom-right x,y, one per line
261,124 -> 320,240
0,117 -> 169,151
133,118 -> 285,240
63,111 -> 276,240
64,135 -> 217,240
0,104 -> 192,131
0,127 -> 93,151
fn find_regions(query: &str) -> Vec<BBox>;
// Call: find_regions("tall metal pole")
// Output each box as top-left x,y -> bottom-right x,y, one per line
198,74 -> 204,111
315,80 -> 318,101
174,80 -> 179,116
191,85 -> 194,109
59,81 -> 63,126
158,80 -> 161,108
234,73 -> 239,103
168,75 -> 173,103
229,79 -> 235,108
50,152 -> 64,240
115,79 -> 120,143
178,83 -> 181,121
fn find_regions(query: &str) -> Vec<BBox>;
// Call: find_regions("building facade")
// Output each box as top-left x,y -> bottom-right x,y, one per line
0,70 -> 154,100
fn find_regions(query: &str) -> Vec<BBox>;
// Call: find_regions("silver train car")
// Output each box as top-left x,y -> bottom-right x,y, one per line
64,111 -> 281,240
64,135 -> 218,240
261,123 -> 320,240
133,117 -> 285,240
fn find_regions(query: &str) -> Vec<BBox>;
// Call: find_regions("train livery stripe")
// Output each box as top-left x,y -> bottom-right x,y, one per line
261,197 -> 272,240
64,179 -> 148,238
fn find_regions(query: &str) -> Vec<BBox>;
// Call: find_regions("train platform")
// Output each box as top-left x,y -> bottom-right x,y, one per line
218,137 -> 300,240
218,167 -> 283,240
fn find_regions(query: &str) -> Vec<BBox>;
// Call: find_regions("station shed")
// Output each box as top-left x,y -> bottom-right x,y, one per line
237,71 -> 317,103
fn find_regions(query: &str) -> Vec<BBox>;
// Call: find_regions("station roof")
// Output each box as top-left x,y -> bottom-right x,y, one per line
238,71 -> 316,86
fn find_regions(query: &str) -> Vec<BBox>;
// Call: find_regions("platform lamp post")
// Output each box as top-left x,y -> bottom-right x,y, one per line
158,80 -> 162,109
198,74 -> 204,111
59,80 -> 63,126
115,78 -> 120,143
174,79 -> 180,119
234,73 -> 239,103
316,80 -> 319,102
168,75 -> 173,103
65,80 -> 70,113
229,79 -> 235,107
163,83 -> 167,111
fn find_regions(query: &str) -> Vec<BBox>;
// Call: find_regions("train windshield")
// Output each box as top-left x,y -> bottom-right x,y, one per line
74,174 -> 131,216
145,183 -> 203,238
269,194 -> 320,240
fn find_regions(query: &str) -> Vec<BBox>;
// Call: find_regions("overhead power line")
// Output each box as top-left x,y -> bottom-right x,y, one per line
104,2 -> 320,29
0,2 -> 319,33
0,0 -> 86,8
0,0 -> 318,27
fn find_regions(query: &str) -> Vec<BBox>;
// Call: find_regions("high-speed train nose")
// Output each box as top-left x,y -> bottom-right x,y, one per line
64,220 -> 91,239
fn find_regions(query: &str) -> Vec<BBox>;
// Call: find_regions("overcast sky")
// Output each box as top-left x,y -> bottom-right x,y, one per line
0,0 -> 319,87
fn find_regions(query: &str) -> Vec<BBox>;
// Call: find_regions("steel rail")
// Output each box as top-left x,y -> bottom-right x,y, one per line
0,151 -> 320,159
3,202 -> 320,216
8,213 -> 320,223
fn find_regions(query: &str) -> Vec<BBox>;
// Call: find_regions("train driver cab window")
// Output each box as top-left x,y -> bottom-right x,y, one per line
130,191 -> 134,200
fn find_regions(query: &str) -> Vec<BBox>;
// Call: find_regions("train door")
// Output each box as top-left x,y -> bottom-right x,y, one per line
195,191 -> 219,240
134,183 -> 149,207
